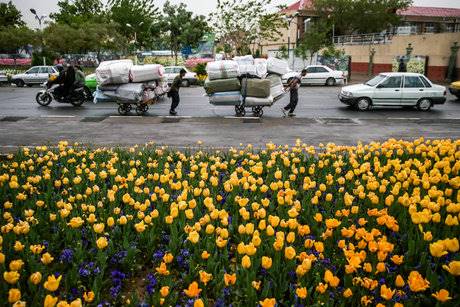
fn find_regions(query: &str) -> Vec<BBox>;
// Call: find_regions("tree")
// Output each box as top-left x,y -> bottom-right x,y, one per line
295,22 -> 329,64
313,0 -> 412,35
0,26 -> 36,53
43,21 -> 127,57
211,0 -> 287,56
50,0 -> 105,25
108,0 -> 159,49
277,45 -> 289,59
157,1 -> 209,65
0,1 -> 25,27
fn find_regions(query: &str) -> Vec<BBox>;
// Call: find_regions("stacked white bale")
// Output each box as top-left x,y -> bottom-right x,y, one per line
267,57 -> 290,75
96,59 -> 133,85
129,64 -> 165,83
206,60 -> 242,105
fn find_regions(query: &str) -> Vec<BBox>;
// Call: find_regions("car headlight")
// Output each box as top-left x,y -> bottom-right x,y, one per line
341,91 -> 353,97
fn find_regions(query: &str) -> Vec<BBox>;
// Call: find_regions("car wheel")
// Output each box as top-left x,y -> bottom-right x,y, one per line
182,80 -> 190,87
15,80 -> 25,87
417,98 -> 432,111
326,77 -> 336,86
356,98 -> 371,111
27,84 -> 33,87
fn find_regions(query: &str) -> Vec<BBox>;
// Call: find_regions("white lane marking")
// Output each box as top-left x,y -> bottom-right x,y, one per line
40,115 -> 76,118
387,117 -> 421,120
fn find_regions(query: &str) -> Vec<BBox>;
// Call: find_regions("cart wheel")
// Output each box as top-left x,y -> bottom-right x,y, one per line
235,106 -> 245,117
252,106 -> 263,117
136,104 -> 149,116
118,104 -> 131,116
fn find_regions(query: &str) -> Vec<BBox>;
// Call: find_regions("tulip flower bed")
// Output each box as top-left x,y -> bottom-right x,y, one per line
1,139 -> 460,307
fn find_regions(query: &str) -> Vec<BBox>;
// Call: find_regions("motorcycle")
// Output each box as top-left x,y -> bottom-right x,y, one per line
35,81 -> 93,107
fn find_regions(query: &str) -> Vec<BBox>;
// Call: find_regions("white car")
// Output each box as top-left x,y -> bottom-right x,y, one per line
339,72 -> 447,111
163,66 -> 197,87
282,65 -> 347,86
11,66 -> 59,87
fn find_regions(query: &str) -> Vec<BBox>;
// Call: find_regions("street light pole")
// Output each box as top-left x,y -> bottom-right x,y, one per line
30,8 -> 47,65
285,12 -> 299,69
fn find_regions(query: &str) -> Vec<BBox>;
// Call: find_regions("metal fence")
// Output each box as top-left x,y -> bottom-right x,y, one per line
333,33 -> 393,45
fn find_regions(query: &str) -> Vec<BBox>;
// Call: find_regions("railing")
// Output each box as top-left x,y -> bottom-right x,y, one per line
334,27 -> 460,45
333,33 -> 393,45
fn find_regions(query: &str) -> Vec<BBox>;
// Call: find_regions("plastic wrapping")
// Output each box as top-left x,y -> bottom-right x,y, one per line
233,55 -> 254,65
206,60 -> 240,80
129,64 -> 165,82
204,78 -> 241,95
96,59 -> 133,85
267,58 -> 290,75
238,64 -> 258,76
104,83 -> 144,102
241,79 -> 271,98
209,91 -> 242,105
254,58 -> 268,77
244,95 -> 274,106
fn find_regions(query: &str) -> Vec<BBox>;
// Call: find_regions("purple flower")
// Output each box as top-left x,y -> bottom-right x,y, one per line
153,250 -> 165,260
59,249 -> 74,264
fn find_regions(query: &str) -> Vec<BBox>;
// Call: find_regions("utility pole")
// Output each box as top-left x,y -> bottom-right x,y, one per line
30,8 -> 47,65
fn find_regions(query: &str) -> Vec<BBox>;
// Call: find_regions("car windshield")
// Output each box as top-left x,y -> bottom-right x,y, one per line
365,75 -> 386,86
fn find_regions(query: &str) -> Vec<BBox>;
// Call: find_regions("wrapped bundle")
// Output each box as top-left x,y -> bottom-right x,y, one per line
209,91 -> 242,105
238,64 -> 258,76
241,79 -> 271,98
93,89 -> 117,104
254,58 -> 268,77
267,57 -> 289,75
233,55 -> 254,65
104,83 -> 144,102
245,96 -> 274,106
204,78 -> 241,95
96,59 -> 133,85
266,74 -> 285,99
206,61 -> 240,80
129,64 -> 165,82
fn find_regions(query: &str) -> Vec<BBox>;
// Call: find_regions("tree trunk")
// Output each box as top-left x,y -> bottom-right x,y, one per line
174,51 -> 178,66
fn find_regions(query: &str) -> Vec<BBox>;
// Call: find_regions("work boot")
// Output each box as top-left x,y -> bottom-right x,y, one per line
288,112 -> 296,117
169,110 -> 177,116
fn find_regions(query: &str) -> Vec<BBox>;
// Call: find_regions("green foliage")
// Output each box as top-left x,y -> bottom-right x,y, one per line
0,1 -> 25,27
295,22 -> 330,62
43,21 -> 127,55
50,0 -> 105,25
211,0 -> 287,56
0,26 -> 36,53
157,1 -> 209,65
193,63 -> 207,76
321,46 -> 345,59
108,0 -> 159,49
32,50 -> 56,66
277,45 -> 289,60
313,0 -> 412,35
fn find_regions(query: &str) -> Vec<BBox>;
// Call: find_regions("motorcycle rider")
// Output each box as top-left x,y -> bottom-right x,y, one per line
62,65 -> 76,100
47,64 -> 66,97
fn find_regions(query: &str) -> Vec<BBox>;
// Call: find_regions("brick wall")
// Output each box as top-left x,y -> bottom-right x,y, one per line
350,62 -> 460,82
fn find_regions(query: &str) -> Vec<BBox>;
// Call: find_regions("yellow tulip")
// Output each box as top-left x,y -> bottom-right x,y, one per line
284,246 -> 296,260
343,288 -> 353,298
29,272 -> 42,285
9,259 -> 24,271
4,271 -> 20,284
41,252 -> 54,265
442,261 -> 460,276
8,288 -> 21,303
380,285 -> 395,300
432,289 -> 452,302
96,237 -> 108,249
160,286 -> 170,297
259,298 -> 276,307
262,256 -> 272,269
296,287 -> 307,299
83,291 -> 95,302
242,255 -> 251,269
407,271 -> 430,292
224,273 -> 236,286
44,275 -> 62,292
184,281 -> 202,298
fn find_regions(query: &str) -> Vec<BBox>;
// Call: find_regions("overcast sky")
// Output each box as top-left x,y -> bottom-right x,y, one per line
7,0 -> 460,28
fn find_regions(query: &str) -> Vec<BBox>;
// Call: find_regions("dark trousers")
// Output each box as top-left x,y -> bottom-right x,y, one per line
284,90 -> 298,113
170,91 -> 180,111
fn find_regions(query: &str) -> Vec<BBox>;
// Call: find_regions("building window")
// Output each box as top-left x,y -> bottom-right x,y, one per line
446,24 -> 454,32
424,23 -> 435,33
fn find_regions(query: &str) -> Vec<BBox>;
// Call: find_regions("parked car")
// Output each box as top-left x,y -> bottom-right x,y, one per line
0,71 -> 8,84
449,80 -> 460,99
11,66 -> 59,87
163,66 -> 197,87
339,72 -> 446,111
282,65 -> 347,86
